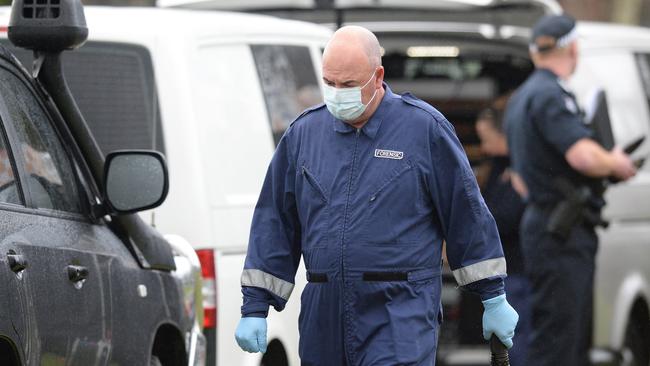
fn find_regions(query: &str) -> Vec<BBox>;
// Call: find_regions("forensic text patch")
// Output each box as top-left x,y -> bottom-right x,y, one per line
374,149 -> 404,160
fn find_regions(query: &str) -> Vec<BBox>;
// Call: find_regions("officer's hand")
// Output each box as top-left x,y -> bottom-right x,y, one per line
482,294 -> 519,349
235,317 -> 267,353
611,147 -> 637,181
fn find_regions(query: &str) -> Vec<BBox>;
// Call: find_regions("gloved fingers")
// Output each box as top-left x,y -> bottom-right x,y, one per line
497,330 -> 515,349
483,328 -> 493,341
235,317 -> 268,353
498,334 -> 514,349
257,329 -> 268,354
512,311 -> 520,326
235,327 -> 261,353
235,334 -> 257,353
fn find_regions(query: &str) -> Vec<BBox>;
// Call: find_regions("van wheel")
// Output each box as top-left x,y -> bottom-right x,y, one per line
261,339 -> 288,366
150,355 -> 163,366
623,300 -> 650,366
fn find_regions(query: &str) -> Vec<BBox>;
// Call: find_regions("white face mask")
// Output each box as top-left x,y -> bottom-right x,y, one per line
323,71 -> 378,121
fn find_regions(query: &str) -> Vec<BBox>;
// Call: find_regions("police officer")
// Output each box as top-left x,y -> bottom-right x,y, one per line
235,26 -> 518,365
504,14 -> 637,366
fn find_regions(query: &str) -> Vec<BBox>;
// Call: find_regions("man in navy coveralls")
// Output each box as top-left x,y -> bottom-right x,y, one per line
236,26 -> 519,365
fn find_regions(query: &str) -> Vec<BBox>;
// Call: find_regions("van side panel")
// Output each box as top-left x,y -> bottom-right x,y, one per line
193,43 -> 273,229
571,48 -> 650,350
193,43 -> 297,366
153,37 -> 214,247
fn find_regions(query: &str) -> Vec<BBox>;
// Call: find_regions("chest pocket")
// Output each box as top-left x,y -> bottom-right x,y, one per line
361,159 -> 425,245
297,165 -> 330,249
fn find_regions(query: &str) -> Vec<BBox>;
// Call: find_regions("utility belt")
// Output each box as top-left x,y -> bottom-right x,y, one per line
534,178 -> 608,240
306,267 -> 440,283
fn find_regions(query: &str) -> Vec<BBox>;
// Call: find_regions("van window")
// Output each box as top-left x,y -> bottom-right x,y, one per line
636,53 -> 650,119
4,41 -> 164,156
251,45 -> 322,145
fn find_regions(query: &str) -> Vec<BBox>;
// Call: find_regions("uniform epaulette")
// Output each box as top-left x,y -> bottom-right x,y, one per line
290,103 -> 326,127
400,92 -> 439,120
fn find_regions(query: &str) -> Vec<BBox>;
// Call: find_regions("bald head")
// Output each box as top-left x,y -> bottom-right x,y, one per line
321,26 -> 386,127
324,26 -> 382,71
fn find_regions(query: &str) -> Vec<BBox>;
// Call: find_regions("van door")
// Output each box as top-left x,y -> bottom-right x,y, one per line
191,42 -> 323,209
190,41 -> 322,366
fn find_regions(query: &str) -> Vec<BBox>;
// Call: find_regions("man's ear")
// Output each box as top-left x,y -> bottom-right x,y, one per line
569,41 -> 579,59
375,66 -> 385,87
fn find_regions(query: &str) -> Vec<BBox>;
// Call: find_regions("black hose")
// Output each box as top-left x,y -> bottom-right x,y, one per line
490,335 -> 510,366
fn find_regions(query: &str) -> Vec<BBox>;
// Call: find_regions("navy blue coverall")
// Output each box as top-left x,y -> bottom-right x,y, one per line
241,84 -> 507,365
505,68 -> 600,366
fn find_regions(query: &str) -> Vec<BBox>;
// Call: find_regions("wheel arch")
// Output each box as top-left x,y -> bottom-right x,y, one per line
0,335 -> 22,366
151,323 -> 187,366
610,273 -> 650,349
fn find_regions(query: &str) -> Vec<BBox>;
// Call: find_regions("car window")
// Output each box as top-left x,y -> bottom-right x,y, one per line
3,41 -> 164,156
0,116 -> 21,206
251,45 -> 322,145
0,69 -> 82,213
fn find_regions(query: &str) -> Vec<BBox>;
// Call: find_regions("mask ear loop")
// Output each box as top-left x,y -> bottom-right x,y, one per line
362,69 -> 379,107
364,85 -> 379,107
361,69 -> 378,89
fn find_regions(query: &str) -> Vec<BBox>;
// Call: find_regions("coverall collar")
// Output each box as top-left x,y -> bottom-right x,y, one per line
332,82 -> 394,140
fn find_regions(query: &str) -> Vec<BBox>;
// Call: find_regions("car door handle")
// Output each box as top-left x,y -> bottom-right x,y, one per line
67,265 -> 89,282
7,254 -> 27,273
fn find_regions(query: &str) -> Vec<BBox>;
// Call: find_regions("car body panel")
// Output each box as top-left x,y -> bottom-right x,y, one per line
0,16 -> 198,364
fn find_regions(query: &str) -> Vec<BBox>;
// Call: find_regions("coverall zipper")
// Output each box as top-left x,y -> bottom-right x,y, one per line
340,128 -> 361,364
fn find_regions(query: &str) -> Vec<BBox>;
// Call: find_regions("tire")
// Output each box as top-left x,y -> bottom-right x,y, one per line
150,355 -> 163,366
260,339 -> 289,366
623,310 -> 650,366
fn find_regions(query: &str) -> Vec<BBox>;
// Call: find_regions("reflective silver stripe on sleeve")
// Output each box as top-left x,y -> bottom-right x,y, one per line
241,269 -> 294,301
452,257 -> 507,286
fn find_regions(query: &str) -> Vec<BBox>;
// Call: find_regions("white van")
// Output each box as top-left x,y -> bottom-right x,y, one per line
160,1 -> 650,365
0,7 -> 331,366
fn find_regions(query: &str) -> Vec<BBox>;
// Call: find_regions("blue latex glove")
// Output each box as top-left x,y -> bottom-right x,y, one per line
235,317 -> 267,353
482,294 -> 519,349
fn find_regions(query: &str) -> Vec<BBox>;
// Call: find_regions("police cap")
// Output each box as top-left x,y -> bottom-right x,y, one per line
530,14 -> 577,53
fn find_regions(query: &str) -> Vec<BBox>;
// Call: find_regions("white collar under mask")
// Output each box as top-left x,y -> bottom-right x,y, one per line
323,70 -> 379,122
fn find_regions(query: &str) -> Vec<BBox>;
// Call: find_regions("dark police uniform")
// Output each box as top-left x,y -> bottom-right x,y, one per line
241,84 -> 508,365
504,15 -> 599,366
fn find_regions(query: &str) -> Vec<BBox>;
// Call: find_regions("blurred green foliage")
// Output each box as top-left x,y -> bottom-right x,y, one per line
0,0 -> 10,5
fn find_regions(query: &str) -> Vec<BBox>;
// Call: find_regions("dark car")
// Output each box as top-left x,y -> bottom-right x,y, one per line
0,1 -> 204,365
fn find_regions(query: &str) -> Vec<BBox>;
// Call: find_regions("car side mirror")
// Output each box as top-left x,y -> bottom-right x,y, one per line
104,151 -> 169,214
